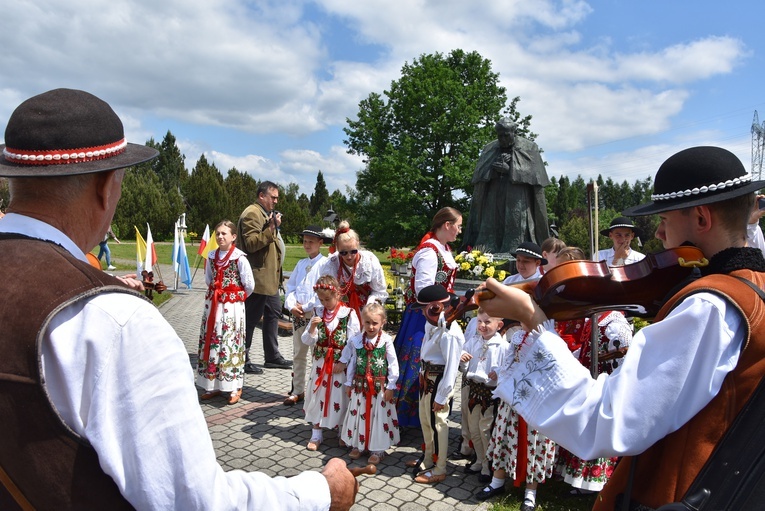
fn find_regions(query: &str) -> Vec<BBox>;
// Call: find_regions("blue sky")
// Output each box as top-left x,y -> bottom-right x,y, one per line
2,0 -> 764,198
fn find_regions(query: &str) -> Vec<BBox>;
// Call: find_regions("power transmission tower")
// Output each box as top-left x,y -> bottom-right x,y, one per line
752,110 -> 765,180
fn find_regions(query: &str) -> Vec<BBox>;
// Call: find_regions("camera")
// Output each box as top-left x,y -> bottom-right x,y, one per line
759,198 -> 765,210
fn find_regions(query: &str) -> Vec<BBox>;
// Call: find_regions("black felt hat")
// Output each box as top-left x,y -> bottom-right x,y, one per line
513,241 -> 548,266
623,146 -> 765,216
301,225 -> 326,240
411,284 -> 458,309
0,88 -> 159,177
600,216 -> 644,239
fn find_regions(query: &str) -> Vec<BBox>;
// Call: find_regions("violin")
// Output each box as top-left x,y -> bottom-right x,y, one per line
141,270 -> 167,299
426,245 -> 709,327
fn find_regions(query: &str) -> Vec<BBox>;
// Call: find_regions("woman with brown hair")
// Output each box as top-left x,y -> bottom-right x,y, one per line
393,207 -> 462,428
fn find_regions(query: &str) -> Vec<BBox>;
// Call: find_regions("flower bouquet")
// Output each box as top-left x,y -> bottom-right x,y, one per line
455,249 -> 507,281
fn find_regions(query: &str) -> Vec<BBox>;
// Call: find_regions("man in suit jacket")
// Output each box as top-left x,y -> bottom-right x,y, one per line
237,181 -> 291,372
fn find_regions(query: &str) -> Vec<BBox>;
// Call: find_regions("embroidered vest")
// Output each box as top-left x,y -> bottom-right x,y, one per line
405,244 -> 457,304
595,270 -> 765,510
0,234 -> 140,510
352,342 -> 388,394
313,315 -> 350,361
206,258 -> 248,303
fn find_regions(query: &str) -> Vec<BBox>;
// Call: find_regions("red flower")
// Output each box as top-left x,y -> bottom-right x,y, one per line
590,465 -> 602,478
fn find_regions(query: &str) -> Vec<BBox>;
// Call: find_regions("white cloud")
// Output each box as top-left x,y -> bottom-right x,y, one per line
0,0 -> 754,196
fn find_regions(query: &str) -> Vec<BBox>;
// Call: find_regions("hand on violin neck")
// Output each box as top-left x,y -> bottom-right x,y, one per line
479,278 -> 548,331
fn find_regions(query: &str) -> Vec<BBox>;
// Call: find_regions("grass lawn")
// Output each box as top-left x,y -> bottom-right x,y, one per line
485,478 -> 598,511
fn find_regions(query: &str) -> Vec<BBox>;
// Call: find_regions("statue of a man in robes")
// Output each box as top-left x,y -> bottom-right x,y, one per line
462,118 -> 550,255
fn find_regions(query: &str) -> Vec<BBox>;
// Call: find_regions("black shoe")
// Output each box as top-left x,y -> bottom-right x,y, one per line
475,485 -> 505,501
520,498 -> 536,511
450,450 -> 474,461
464,465 -> 481,475
264,357 -> 292,369
478,473 -> 492,484
244,362 -> 263,374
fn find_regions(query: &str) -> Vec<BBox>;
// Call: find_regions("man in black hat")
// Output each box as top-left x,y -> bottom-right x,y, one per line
282,225 -> 331,405
597,216 -> 646,267
479,146 -> 765,509
405,284 -> 465,485
0,89 -> 356,510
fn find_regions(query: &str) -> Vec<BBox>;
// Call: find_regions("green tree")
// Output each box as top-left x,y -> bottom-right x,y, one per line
559,215 -> 591,257
183,155 -> 228,234
344,49 -> 511,249
309,171 -> 330,217
114,162 -> 178,240
153,131 -> 187,192
225,167 -> 259,220
277,183 -> 311,243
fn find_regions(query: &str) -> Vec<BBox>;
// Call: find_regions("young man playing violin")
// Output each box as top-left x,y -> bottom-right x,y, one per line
479,146 -> 765,510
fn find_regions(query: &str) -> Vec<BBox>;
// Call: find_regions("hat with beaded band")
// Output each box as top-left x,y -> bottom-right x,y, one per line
512,241 -> 548,266
0,88 -> 158,177
623,146 -> 765,217
599,216 -> 644,239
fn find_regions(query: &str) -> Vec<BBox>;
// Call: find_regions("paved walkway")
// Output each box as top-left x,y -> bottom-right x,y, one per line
157,284 -> 490,511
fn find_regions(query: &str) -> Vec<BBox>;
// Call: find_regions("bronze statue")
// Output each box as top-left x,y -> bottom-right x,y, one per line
462,118 -> 550,254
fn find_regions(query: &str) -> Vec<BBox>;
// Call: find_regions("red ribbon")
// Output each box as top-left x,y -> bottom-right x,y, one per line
515,416 -> 528,487
314,323 -> 343,418
202,248 -> 235,363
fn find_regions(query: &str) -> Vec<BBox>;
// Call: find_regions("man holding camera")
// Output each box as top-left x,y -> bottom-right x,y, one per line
237,181 -> 292,372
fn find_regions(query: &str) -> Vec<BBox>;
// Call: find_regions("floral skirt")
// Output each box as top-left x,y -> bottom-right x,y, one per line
342,387 -> 400,452
196,300 -> 246,392
556,447 -> 618,491
393,306 -> 426,428
303,356 -> 349,429
486,400 -> 557,484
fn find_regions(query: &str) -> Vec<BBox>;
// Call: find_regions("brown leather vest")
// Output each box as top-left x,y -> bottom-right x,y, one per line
595,270 -> 765,510
0,234 -> 142,510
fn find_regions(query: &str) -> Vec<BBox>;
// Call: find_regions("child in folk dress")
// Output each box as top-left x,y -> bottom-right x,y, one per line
459,309 -> 511,483
197,220 -> 255,405
477,328 -> 558,510
340,303 -> 400,465
302,275 -> 361,451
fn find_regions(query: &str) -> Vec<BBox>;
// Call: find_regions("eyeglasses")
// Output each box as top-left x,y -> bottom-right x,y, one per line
339,249 -> 359,256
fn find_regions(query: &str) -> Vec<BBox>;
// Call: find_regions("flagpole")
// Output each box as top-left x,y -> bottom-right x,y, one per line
190,253 -> 202,287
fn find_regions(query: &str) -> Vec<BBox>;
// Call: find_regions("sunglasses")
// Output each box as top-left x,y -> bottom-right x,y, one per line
338,249 -> 359,256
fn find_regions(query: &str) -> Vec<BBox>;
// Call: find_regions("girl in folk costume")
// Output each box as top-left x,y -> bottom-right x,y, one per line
394,207 -> 461,428
197,220 -> 255,405
477,328 -> 558,510
340,303 -> 400,465
305,221 -> 387,323
551,246 -> 634,494
302,275 -> 361,451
